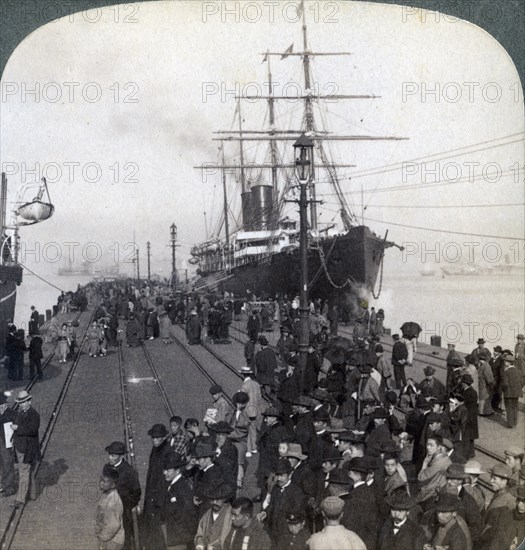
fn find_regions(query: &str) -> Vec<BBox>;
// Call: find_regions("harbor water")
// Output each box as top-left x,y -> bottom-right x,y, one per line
14,271 -> 524,354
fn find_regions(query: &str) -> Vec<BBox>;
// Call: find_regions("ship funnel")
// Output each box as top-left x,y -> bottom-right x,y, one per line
250,184 -> 274,230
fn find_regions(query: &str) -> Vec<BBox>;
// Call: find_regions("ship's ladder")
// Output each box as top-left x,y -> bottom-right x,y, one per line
193,270 -> 234,291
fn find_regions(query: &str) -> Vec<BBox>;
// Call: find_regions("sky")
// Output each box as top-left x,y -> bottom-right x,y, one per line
0,0 -> 523,278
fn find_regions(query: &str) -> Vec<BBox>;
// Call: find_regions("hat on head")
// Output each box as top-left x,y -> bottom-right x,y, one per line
461,374 -> 474,386
427,412 -> 443,424
313,408 -> 331,422
327,418 -> 346,433
258,336 -> 268,346
163,452 -> 185,470
375,344 -> 383,353
384,491 -> 416,510
385,391 -> 398,405
193,443 -> 215,459
503,352 -> 515,363
464,354 -> 476,365
105,441 -> 127,455
392,334 -> 400,341
239,365 -> 254,375
15,390 -> 32,404
209,384 -> 223,395
347,457 -> 370,474
423,366 -> 436,376
232,391 -> 249,405
321,496 -> 345,516
292,395 -> 314,408
262,405 -> 282,418
449,392 -> 465,403
322,447 -> 343,463
203,480 -> 231,500
504,445 -> 524,458
373,407 -> 389,419
286,512 -> 305,524
477,338 -> 485,345
147,423 -> 168,438
274,458 -> 293,475
464,460 -> 485,475
416,396 -> 431,410
380,440 -> 399,454
284,443 -> 307,461
435,492 -> 460,512
441,438 -> 454,450
360,364 -> 372,374
209,421 -> 233,434
102,464 -> 119,481
490,464 -> 513,479
493,345 -> 503,353
328,469 -> 350,486
445,463 -> 467,479
517,334 -> 525,340
311,388 -> 334,404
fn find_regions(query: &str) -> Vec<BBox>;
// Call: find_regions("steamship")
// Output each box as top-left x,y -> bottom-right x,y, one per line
190,11 -> 405,303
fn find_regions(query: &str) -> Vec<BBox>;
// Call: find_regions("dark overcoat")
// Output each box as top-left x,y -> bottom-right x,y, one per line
255,347 -> 278,386
378,517 -> 426,550
13,406 -> 40,463
163,476 -> 198,547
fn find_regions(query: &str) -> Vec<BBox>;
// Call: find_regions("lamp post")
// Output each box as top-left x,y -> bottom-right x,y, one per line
170,223 -> 177,289
293,134 -> 314,393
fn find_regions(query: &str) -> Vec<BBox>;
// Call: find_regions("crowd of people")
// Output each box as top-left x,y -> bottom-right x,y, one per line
1,280 -> 524,550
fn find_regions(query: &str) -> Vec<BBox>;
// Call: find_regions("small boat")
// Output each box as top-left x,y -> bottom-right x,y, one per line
16,200 -> 54,223
14,177 -> 55,226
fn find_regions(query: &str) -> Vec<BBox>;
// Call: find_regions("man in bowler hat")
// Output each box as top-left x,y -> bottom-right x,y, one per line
105,441 -> 141,550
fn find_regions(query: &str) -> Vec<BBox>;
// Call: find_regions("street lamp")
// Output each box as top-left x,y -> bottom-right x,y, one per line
293,134 -> 314,393
170,223 -> 177,289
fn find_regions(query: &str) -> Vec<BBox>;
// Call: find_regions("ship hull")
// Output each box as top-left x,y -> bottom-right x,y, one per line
0,281 -> 17,357
197,226 -> 385,300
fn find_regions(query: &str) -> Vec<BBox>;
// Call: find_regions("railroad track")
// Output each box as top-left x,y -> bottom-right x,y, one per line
1,310 -> 92,550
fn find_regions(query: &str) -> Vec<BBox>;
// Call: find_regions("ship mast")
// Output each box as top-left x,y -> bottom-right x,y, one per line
238,99 -> 247,193
300,11 -> 318,231
266,51 -> 279,221
221,146 -> 231,267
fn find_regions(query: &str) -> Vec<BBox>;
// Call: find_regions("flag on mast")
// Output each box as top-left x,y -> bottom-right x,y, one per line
281,44 -> 293,59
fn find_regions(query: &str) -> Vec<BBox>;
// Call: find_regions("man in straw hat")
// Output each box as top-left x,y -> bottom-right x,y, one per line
11,390 -> 40,507
306,496 -> 366,550
194,480 -> 233,550
463,460 -> 487,513
379,490 -> 425,550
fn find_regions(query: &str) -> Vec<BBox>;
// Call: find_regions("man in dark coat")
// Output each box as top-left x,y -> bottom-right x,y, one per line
223,497 -> 271,550
277,363 -> 302,419
193,442 -> 230,517
209,421 -> 238,489
143,424 -> 174,550
28,306 -> 40,336
28,335 -> 44,380
458,374 -> 479,459
12,391 -> 40,506
501,352 -> 523,429
309,408 -> 335,471
379,491 -> 426,550
125,314 -> 141,347
342,457 -> 381,550
255,336 -> 277,397
186,310 -> 201,345
291,396 -> 315,453
489,346 -> 505,412
256,407 -> 289,495
105,441 -> 142,550
471,338 -> 491,364
257,458 -> 305,546
446,343 -> 464,391
366,407 -> 393,458
418,366 -> 447,402
391,334 -> 408,389
162,452 -> 197,550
